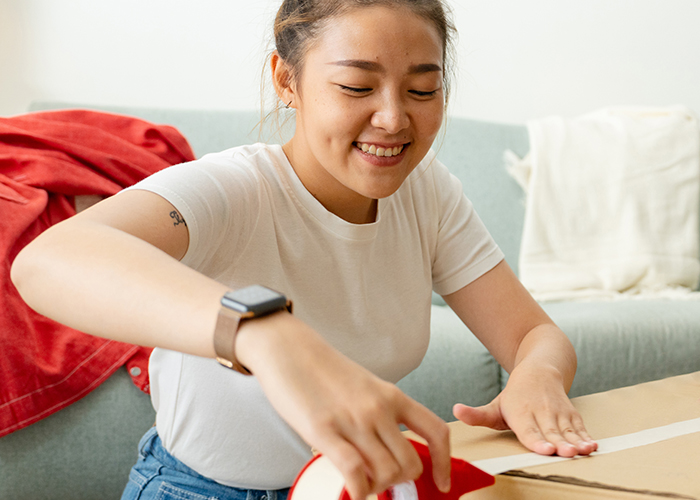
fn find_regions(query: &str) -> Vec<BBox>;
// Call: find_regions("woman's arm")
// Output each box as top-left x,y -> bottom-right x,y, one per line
12,190 -> 227,357
442,260 -> 597,457
10,189 -> 450,500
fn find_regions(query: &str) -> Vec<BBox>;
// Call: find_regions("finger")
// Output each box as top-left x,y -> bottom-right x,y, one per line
318,434 -> 372,500
452,402 -> 509,431
373,424 -> 424,490
531,414 -> 581,458
508,412 -> 557,456
349,425 -> 415,493
558,413 -> 598,455
535,412 -> 599,457
400,399 -> 451,493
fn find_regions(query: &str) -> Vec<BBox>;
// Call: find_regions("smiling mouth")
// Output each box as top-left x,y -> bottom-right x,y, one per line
354,142 -> 408,158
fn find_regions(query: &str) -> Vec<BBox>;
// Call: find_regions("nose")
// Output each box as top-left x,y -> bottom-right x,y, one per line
370,92 -> 410,135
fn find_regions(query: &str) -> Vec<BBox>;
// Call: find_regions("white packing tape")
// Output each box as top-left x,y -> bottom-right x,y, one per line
471,417 -> 700,476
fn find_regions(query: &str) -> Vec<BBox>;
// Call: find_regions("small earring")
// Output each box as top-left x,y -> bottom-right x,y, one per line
285,100 -> 292,109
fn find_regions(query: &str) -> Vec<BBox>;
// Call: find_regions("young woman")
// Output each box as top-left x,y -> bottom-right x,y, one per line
11,1 -> 597,499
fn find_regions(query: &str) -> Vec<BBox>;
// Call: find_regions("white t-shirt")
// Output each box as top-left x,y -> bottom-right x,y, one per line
127,143 -> 503,489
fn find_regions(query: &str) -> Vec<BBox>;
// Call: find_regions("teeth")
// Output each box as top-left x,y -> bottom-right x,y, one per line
356,143 -> 404,157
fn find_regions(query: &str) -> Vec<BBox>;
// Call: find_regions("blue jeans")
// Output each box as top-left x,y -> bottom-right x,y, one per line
122,427 -> 290,500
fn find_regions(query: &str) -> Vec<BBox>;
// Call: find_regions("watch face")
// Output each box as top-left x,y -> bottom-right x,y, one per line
222,285 -> 287,315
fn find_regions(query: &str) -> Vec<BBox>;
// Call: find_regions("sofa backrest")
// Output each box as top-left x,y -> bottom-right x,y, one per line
28,101 -> 531,275
433,117 -> 529,275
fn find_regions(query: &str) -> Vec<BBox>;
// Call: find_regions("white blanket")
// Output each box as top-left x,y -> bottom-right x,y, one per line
506,106 -> 700,301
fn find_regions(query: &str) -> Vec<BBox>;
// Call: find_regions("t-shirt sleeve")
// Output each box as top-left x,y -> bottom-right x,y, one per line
120,149 -> 261,278
429,158 -> 504,296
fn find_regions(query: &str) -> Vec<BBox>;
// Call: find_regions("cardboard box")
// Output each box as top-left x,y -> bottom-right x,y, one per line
428,372 -> 700,499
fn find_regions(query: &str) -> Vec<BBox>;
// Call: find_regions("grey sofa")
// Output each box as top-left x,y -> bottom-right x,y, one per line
2,102 -> 699,499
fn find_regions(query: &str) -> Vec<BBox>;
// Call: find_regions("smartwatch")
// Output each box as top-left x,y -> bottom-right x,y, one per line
213,285 -> 293,374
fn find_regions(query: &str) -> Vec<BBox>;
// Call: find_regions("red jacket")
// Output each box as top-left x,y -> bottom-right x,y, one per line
0,109 -> 195,438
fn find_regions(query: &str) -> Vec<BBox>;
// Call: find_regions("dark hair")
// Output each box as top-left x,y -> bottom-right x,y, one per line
273,0 -> 457,106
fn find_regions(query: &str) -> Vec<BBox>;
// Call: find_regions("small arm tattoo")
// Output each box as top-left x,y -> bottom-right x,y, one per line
169,210 -> 187,227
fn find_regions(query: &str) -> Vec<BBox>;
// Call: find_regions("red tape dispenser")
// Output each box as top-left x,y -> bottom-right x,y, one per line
289,440 -> 494,500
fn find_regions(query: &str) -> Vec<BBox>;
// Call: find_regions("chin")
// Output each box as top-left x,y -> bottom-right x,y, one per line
359,180 -> 406,200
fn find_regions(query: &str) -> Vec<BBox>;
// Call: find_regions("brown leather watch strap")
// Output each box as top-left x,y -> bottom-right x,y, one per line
213,307 -> 254,375
213,298 -> 293,375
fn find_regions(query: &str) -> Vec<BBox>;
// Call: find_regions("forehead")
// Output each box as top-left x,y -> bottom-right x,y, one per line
306,5 -> 444,71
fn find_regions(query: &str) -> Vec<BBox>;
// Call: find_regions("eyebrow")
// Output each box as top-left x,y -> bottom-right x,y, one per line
329,60 -> 442,74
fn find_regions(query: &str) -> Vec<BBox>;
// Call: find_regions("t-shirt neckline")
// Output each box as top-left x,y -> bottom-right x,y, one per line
268,144 -> 386,241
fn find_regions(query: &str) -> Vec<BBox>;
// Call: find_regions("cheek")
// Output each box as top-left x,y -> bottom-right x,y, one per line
306,95 -> 358,139
316,108 -> 366,149
419,103 -> 445,138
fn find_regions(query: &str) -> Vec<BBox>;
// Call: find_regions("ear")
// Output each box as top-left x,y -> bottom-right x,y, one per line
271,51 -> 297,109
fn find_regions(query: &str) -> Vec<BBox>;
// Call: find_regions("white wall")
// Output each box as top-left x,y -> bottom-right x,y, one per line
452,0 -> 700,123
2,0 -> 699,124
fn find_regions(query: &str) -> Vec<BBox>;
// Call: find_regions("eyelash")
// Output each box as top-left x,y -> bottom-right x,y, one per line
340,85 -> 371,94
410,90 -> 439,97
339,85 -> 439,98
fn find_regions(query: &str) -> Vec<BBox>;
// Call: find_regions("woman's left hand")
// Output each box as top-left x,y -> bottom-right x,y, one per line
442,261 -> 597,458
453,364 -> 598,457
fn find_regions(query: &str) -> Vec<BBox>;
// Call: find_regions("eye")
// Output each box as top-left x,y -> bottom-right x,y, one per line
339,85 -> 372,94
409,89 -> 440,98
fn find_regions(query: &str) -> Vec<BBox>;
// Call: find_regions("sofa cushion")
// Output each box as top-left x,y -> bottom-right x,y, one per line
498,300 -> 700,397
397,305 -> 502,422
0,368 -> 154,500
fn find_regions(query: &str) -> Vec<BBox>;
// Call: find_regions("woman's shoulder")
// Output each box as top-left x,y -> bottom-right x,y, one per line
126,143 -> 288,210
150,142 -> 286,189
197,143 -> 285,171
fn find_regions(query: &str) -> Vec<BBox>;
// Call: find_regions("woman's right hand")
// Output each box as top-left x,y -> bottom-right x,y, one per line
236,311 -> 451,500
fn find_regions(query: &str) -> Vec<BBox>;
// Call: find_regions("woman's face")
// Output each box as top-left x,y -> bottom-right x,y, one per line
281,5 -> 445,223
